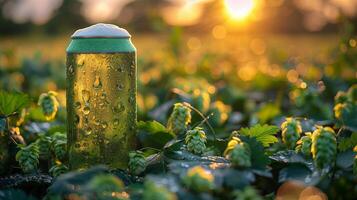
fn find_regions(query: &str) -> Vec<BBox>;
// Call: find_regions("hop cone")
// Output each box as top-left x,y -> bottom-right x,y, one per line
51,132 -> 67,161
36,135 -> 52,159
167,103 -> 191,135
183,166 -> 214,193
335,91 -> 348,104
185,127 -> 207,155
334,103 -> 347,119
224,136 -> 241,156
281,118 -> 302,149
192,90 -> 210,114
49,160 -> 68,177
16,143 -> 40,173
209,101 -> 231,126
38,91 -> 59,121
295,132 -> 312,157
347,84 -> 357,102
143,181 -> 177,200
128,151 -> 146,175
234,187 -> 263,200
311,127 -> 337,169
229,142 -> 251,168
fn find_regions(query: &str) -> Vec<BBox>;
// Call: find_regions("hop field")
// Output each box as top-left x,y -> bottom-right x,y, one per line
0,22 -> 357,200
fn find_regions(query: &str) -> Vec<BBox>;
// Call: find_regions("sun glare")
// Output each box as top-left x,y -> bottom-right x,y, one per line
224,0 -> 255,20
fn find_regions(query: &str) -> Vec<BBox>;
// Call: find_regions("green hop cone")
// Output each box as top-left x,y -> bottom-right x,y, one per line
128,151 -> 147,175
15,143 -> 40,173
51,132 -> 67,161
335,91 -> 348,104
229,142 -> 251,168
311,127 -> 337,169
233,187 -> 263,200
49,160 -> 68,177
185,127 -> 207,155
353,145 -> 357,176
167,103 -> 192,135
86,174 -> 127,200
38,91 -> 59,121
183,166 -> 214,193
209,101 -> 231,126
143,180 -> 177,200
281,117 -> 302,149
36,135 -> 52,159
334,103 -> 347,120
347,84 -> 357,102
192,90 -> 211,114
295,132 -> 312,157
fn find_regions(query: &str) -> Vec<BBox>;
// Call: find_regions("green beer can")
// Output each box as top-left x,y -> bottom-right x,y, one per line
66,23 -> 136,170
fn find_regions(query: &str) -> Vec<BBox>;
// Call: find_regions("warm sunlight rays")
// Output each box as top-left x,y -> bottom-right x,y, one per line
224,0 -> 256,21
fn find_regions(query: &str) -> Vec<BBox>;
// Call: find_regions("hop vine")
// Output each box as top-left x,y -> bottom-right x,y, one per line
15,143 -> 40,174
295,132 -> 312,157
183,166 -> 214,193
224,137 -> 251,168
185,127 -> 207,155
38,91 -> 59,121
311,127 -> 337,169
167,103 -> 191,135
281,117 -> 302,149
128,151 -> 147,175
49,160 -> 68,177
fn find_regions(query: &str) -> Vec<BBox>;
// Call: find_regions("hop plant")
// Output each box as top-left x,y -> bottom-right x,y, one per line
229,142 -> 251,168
295,132 -> 312,157
36,135 -> 52,159
334,103 -> 347,119
143,180 -> 177,200
233,187 -> 263,200
192,90 -> 210,114
86,174 -> 126,200
281,118 -> 302,149
49,160 -> 68,177
16,143 -> 40,173
311,127 -> 337,169
51,132 -> 67,161
347,84 -> 357,102
38,91 -> 59,121
209,101 -> 231,126
167,103 -> 191,135
335,91 -> 348,104
128,151 -> 146,175
224,136 -> 241,156
185,127 -> 207,155
183,166 -> 214,193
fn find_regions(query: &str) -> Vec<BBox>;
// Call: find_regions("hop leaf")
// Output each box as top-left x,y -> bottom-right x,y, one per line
183,166 -> 214,192
281,118 -> 302,149
0,91 -> 30,116
38,91 -> 59,121
36,135 -> 52,159
51,132 -> 67,161
185,127 -> 207,155
15,143 -> 40,173
228,142 -> 252,168
238,124 -> 279,147
167,103 -> 191,135
128,151 -> 147,175
295,132 -> 312,157
143,180 -> 177,200
49,160 -> 68,177
311,127 -> 337,169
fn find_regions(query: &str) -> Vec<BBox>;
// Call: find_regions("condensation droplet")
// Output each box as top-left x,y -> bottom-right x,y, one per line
117,83 -> 124,91
128,96 -> 135,103
101,122 -> 108,129
112,101 -> 125,113
94,119 -> 100,126
113,119 -> 119,126
84,126 -> 92,136
93,75 -> 102,89
75,102 -> 81,109
83,104 -> 90,115
75,115 -> 80,124
100,92 -> 106,100
77,57 -> 85,66
82,90 -> 90,102
68,65 -> 74,74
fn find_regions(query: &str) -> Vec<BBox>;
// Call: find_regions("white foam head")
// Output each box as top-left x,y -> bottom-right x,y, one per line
71,23 -> 131,38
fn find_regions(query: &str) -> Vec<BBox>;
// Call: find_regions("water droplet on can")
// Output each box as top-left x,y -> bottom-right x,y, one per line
75,102 -> 81,109
117,83 -> 124,91
84,126 -> 92,135
82,90 -> 90,102
112,101 -> 125,113
83,104 -> 90,115
113,119 -> 119,126
101,122 -> 108,129
93,75 -> 102,89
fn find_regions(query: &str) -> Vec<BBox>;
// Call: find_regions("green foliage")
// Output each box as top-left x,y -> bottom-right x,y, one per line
281,118 -> 302,149
36,134 -> 52,159
167,103 -> 192,135
128,151 -> 147,175
16,143 -> 40,173
191,90 -> 211,114
338,132 -> 357,151
185,127 -> 207,155
0,91 -> 30,116
143,180 -> 177,200
86,174 -> 125,200
256,103 -> 281,124
238,124 -> 280,147
233,187 -> 263,200
0,189 -> 37,200
51,132 -> 67,161
49,161 -> 68,177
334,85 -> 357,131
38,91 -> 59,121
208,101 -> 231,126
183,166 -> 214,193
311,127 -> 337,169
295,132 -> 312,157
354,146 -> 357,175
137,120 -> 175,149
229,142 -> 252,168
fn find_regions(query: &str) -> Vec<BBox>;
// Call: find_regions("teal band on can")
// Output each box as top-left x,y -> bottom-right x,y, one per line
66,38 -> 136,53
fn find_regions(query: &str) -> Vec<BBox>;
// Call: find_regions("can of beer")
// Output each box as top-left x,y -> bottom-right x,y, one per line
66,23 -> 136,170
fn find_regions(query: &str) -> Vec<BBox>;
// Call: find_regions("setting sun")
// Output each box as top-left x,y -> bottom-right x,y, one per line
224,0 -> 255,20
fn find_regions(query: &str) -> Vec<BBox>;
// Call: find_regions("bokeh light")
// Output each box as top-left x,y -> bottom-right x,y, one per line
224,0 -> 256,21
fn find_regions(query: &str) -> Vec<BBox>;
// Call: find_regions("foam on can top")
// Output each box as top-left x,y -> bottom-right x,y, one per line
71,23 -> 131,39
